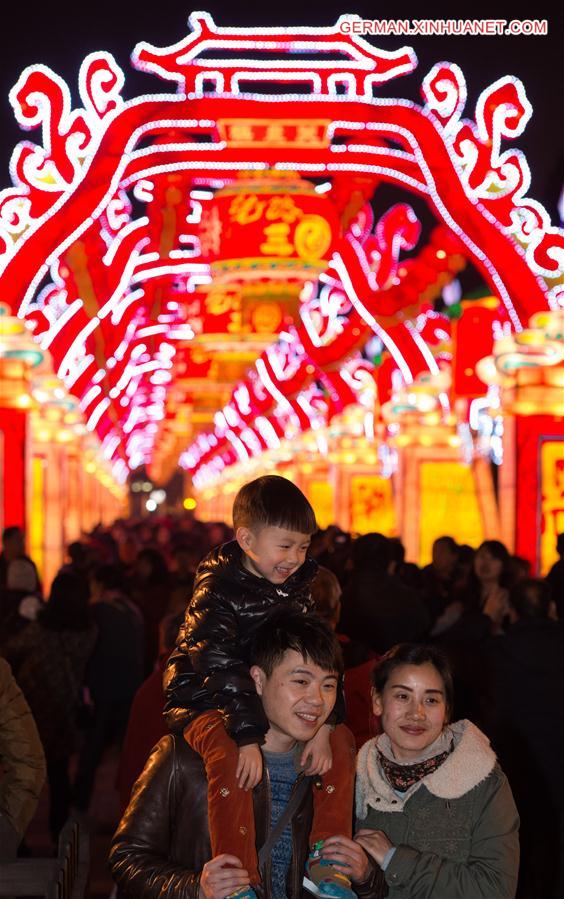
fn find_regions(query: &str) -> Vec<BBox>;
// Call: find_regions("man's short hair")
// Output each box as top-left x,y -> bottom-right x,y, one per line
433,535 -> 458,554
351,532 -> 389,570
509,578 -> 553,620
250,609 -> 344,677
2,526 -> 23,546
232,476 -> 317,535
388,537 -> 406,566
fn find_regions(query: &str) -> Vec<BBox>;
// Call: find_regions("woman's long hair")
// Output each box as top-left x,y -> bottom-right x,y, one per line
463,540 -> 512,611
38,572 -> 92,631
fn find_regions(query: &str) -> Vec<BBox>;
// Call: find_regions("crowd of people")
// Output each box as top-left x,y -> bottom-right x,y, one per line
0,481 -> 563,899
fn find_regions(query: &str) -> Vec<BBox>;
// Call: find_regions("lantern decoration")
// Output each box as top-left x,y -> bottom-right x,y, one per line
452,297 -> 503,399
201,171 -> 340,297
381,368 -> 458,449
0,10 -> 561,565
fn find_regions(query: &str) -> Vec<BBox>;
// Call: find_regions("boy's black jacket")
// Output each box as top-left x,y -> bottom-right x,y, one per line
163,540 -> 344,745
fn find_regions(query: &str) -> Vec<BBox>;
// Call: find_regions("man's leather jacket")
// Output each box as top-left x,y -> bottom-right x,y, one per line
109,735 -> 384,899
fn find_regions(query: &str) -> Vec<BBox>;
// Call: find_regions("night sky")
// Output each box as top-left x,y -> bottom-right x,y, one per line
0,0 -> 561,220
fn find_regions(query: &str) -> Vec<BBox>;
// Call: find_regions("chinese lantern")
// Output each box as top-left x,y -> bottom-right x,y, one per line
199,171 -> 340,309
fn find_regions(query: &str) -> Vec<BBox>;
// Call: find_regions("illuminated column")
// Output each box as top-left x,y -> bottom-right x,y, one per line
328,409 -> 395,536
301,461 -> 333,530
29,375 -> 126,586
65,449 -> 82,541
29,376 -> 79,587
0,309 -> 43,532
478,311 -> 564,574
383,371 -> 486,565
500,382 -> 564,574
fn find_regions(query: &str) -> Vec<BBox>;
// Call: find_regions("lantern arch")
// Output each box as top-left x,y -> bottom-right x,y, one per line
0,11 -> 561,506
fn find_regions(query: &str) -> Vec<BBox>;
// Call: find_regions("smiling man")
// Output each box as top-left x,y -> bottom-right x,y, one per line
109,610 -> 382,899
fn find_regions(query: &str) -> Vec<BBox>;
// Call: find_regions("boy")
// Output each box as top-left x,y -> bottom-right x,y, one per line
165,476 -> 356,899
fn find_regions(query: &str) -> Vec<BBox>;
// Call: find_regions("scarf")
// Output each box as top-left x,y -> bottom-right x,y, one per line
378,740 -> 454,792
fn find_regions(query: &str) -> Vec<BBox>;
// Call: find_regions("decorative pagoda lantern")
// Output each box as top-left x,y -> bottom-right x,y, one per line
198,170 -> 340,332
477,310 -> 564,574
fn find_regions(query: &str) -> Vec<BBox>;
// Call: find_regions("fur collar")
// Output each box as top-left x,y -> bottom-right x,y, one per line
356,720 -> 496,818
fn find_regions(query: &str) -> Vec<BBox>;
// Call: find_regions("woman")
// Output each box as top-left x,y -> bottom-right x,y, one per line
432,539 -> 513,640
431,540 -> 513,720
73,564 -> 145,812
321,643 -> 519,899
129,547 -> 170,674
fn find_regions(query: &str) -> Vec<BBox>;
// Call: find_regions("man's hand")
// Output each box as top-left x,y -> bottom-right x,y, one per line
199,854 -> 249,899
236,743 -> 263,790
354,829 -> 394,867
300,723 -> 332,775
321,835 -> 371,883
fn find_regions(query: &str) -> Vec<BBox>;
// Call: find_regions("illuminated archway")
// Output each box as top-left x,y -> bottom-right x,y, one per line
0,12 -> 561,497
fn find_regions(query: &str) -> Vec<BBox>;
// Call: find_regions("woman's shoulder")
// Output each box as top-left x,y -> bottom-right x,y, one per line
422,720 -> 497,799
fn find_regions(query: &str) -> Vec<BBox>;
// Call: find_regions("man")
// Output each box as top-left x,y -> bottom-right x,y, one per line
0,526 -> 40,592
420,535 -> 460,627
109,610 -> 382,899
339,534 -> 429,654
547,532 -> 564,619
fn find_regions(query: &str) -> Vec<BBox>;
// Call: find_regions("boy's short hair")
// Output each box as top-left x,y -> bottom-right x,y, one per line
232,476 -> 317,535
250,608 -> 344,677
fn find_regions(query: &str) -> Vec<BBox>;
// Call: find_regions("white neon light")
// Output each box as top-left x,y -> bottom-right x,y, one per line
56,315 -> 100,379
86,396 -> 110,431
332,246 -> 413,383
225,429 -> 249,462
136,325 -> 168,338
109,289 -> 145,327
38,298 -> 83,349
133,179 -> 155,203
255,416 -> 281,450
98,249 -> 149,321
102,434 -> 120,460
102,217 -> 149,266
421,62 -> 467,133
79,384 -> 101,411
255,358 -> 292,410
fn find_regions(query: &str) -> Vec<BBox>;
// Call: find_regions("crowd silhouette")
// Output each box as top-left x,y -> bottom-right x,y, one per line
0,515 -> 563,899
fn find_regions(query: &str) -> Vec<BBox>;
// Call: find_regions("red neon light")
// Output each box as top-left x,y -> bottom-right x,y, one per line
0,13 -> 559,477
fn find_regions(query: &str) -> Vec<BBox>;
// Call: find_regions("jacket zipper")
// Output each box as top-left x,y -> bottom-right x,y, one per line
291,774 -> 305,899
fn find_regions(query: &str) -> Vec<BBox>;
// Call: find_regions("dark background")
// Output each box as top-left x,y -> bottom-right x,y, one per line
0,1 -> 561,225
